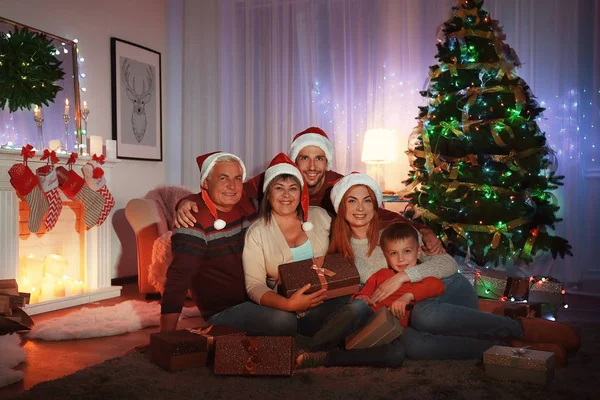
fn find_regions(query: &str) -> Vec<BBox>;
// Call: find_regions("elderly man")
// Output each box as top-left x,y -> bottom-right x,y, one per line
160,151 -> 296,334
175,127 -> 442,254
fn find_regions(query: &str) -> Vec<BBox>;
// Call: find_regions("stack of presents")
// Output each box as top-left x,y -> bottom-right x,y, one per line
471,268 -> 567,385
0,279 -> 34,335
150,259 -> 565,385
150,254 -> 402,376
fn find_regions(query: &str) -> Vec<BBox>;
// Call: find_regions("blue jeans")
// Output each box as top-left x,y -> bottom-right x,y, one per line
207,295 -> 350,337
402,273 -> 524,360
307,299 -> 374,351
325,338 -> 405,368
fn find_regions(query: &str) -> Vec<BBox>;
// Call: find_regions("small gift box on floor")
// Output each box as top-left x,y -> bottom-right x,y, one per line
187,325 -> 244,364
483,345 -> 555,385
345,308 -> 403,350
213,336 -> 295,376
150,329 -> 210,372
528,277 -> 565,305
278,254 -> 360,299
474,270 -> 508,300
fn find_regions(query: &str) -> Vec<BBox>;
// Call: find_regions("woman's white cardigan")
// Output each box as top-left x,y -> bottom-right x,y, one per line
243,206 -> 331,304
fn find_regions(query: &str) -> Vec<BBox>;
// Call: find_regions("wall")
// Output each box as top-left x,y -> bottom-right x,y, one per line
1,0 -> 171,278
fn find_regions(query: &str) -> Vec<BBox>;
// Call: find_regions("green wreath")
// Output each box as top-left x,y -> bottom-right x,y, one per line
0,27 -> 65,112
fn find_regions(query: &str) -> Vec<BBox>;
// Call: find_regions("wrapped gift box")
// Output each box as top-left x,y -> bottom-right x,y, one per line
150,329 -> 209,371
492,302 -> 542,318
483,345 -> 555,385
505,277 -> 530,301
345,308 -> 403,350
474,270 -> 508,300
278,254 -> 360,299
214,336 -> 295,376
528,278 -> 564,305
187,325 -> 244,364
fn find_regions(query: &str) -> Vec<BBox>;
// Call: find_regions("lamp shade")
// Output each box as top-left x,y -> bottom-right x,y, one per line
361,128 -> 397,164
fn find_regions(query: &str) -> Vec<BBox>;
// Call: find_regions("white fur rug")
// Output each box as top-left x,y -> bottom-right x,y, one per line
27,300 -> 201,341
0,333 -> 26,388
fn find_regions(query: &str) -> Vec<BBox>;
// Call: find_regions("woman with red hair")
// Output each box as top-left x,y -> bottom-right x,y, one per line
298,173 -> 579,368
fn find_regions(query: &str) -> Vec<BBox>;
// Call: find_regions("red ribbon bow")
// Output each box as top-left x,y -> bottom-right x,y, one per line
21,144 -> 35,164
92,154 -> 105,165
41,149 -> 60,165
67,152 -> 78,169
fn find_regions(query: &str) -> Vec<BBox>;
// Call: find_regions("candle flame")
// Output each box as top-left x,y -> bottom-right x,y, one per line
65,99 -> 69,105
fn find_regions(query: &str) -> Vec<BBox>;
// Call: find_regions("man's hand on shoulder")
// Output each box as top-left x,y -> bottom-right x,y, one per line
174,199 -> 198,229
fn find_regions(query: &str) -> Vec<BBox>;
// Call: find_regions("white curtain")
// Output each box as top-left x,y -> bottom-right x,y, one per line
181,0 -> 600,288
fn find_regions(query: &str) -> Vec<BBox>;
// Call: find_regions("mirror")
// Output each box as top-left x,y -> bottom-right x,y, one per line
0,16 -> 81,153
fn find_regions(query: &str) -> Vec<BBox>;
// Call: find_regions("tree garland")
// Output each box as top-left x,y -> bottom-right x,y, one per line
0,27 -> 65,112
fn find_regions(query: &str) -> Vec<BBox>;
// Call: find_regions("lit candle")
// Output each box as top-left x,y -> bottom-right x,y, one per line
20,254 -> 44,289
83,101 -> 88,113
30,287 -> 40,304
54,279 -> 66,297
70,280 -> 84,296
49,139 -> 62,151
40,275 -> 56,302
43,254 -> 68,278
34,105 -> 41,119
64,98 -> 70,116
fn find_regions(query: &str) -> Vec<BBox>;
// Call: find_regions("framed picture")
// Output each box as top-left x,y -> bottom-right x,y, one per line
111,38 -> 162,161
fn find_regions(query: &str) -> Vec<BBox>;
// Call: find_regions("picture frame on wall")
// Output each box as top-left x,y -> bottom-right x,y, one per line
111,38 -> 162,161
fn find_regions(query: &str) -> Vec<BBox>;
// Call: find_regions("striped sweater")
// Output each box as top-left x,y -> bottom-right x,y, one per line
160,193 -> 258,317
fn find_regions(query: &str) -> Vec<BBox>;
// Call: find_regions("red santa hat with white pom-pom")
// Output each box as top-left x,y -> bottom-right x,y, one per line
263,153 -> 313,232
196,151 -> 247,230
330,172 -> 383,213
287,127 -> 334,171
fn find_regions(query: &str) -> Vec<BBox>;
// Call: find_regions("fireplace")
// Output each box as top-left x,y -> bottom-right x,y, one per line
0,148 -> 121,315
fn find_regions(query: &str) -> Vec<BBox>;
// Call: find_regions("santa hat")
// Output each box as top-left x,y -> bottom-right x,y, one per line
287,127 -> 334,171
196,151 -> 247,230
330,172 -> 383,213
263,153 -> 313,232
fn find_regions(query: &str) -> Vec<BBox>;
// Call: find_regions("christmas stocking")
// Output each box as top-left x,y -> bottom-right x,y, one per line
9,150 -> 49,233
56,166 -> 105,229
82,156 -> 115,226
37,150 -> 63,232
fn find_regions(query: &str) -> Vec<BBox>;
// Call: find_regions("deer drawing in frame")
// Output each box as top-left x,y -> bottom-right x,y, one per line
121,58 -> 154,143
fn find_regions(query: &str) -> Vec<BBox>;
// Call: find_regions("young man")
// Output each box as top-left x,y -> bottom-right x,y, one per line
160,151 -> 297,336
174,127 -> 443,255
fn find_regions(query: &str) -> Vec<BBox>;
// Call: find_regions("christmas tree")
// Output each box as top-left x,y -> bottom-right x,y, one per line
404,0 -> 572,266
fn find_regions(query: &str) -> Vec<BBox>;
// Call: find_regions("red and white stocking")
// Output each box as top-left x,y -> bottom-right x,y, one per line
82,159 -> 115,226
56,166 -> 105,229
9,161 -> 49,233
36,165 -> 63,232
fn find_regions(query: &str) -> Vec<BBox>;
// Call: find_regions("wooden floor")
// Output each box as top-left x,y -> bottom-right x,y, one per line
0,283 -> 203,397
1,283 -> 599,397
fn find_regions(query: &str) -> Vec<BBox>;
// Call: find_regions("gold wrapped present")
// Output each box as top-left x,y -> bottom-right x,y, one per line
474,270 -> 508,300
528,278 -> 564,305
345,308 -> 403,349
483,345 -> 555,385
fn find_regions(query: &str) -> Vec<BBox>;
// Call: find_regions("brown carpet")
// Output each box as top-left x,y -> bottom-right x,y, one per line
8,324 -> 599,400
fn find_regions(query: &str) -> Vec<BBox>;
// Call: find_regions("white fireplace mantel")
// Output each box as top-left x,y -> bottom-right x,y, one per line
0,148 -> 121,314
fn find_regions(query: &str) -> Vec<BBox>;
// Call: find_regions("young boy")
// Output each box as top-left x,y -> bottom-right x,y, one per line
301,222 -> 449,358
352,222 -> 445,326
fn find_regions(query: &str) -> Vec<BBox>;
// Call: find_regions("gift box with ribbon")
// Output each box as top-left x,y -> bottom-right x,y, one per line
187,325 -> 244,364
150,329 -> 210,372
473,270 -> 508,300
213,336 -> 295,376
483,345 -> 555,385
277,253 -> 360,299
345,308 -> 403,350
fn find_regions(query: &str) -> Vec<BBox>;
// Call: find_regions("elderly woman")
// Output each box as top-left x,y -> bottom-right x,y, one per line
298,173 -> 579,368
242,153 -> 359,337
